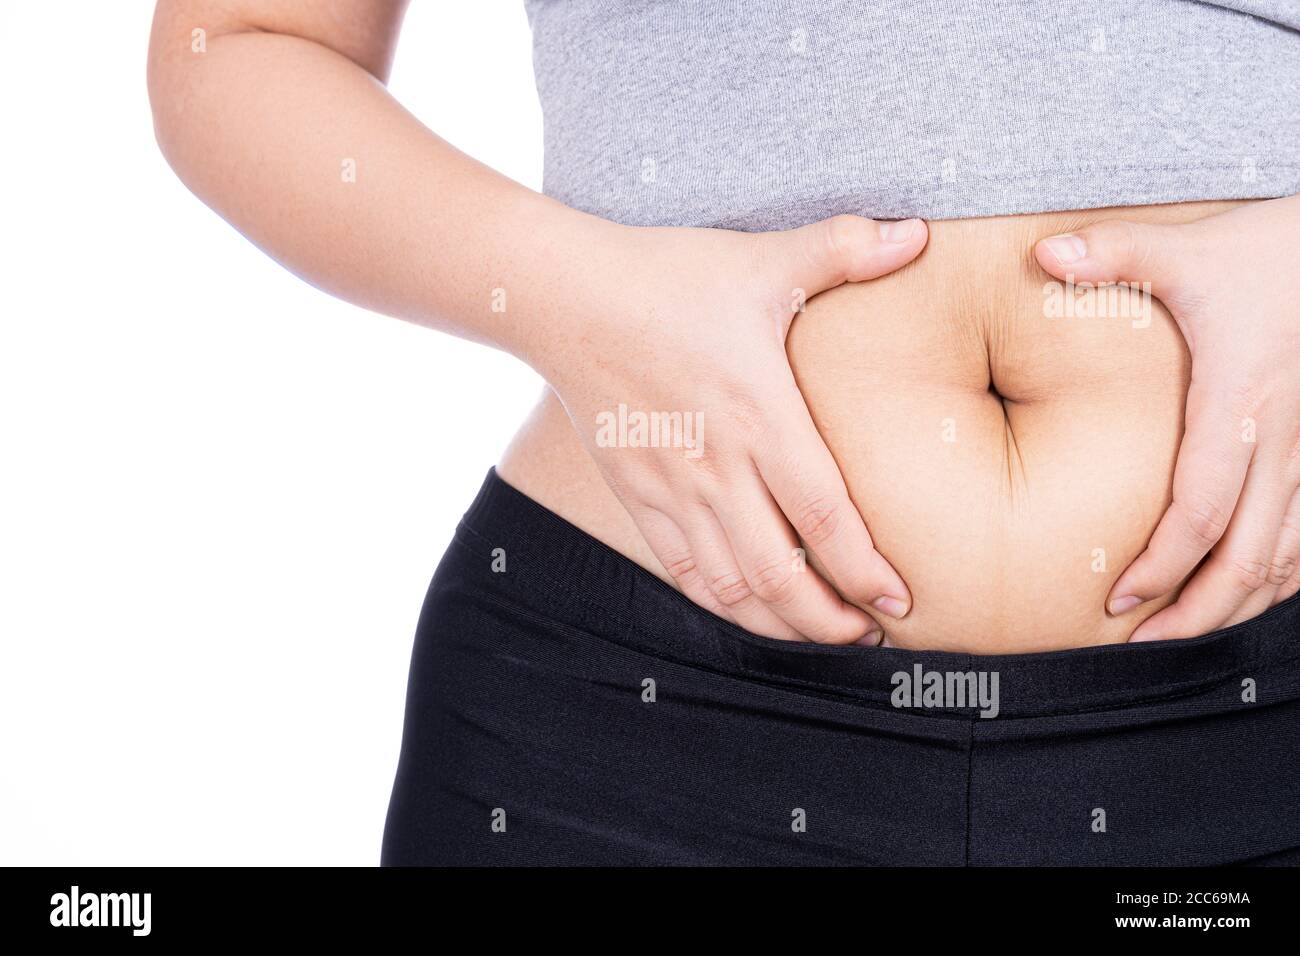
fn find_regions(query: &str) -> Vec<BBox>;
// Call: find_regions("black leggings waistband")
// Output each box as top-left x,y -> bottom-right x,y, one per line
457,469 -> 1300,720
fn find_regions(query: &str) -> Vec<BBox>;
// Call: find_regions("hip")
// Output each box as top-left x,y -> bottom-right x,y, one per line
381,469 -> 1300,865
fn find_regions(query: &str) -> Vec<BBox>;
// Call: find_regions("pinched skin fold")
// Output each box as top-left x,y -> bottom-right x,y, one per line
501,201 -> 1248,653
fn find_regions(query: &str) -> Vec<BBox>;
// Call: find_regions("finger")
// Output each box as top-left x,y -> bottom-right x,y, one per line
772,214 -> 929,300
1107,380 -> 1254,615
1228,577 -> 1282,627
630,503 -> 739,623
754,388 -> 912,621
1129,457 -> 1293,642
681,505 -> 806,641
1226,486 -> 1300,621
1033,218 -> 1203,304
708,475 -> 883,645
1267,485 -> 1300,589
1279,553 -> 1300,604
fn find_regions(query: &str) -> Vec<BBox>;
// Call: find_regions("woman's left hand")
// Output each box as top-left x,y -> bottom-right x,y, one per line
1034,195 -> 1300,641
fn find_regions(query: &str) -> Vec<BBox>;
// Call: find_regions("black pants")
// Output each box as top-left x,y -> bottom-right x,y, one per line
381,470 -> 1300,866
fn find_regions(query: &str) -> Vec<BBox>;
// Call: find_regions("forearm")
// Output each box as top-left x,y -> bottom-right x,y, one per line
147,19 -> 618,365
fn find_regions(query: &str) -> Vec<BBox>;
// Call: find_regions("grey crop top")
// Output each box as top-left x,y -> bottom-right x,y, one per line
522,0 -> 1300,229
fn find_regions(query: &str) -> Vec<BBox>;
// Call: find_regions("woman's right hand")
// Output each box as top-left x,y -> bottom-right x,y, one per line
530,215 -> 928,644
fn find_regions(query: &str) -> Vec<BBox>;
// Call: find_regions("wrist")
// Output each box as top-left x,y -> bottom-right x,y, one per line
499,198 -> 637,379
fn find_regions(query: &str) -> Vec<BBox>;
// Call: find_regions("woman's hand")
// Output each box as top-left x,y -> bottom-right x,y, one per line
532,215 -> 928,644
145,0 -> 921,645
1034,196 -> 1300,641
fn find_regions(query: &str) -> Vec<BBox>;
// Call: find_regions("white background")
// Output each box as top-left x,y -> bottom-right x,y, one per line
0,2 -> 544,864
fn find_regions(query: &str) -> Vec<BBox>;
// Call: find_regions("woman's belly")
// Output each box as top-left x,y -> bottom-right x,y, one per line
498,200 -> 1250,653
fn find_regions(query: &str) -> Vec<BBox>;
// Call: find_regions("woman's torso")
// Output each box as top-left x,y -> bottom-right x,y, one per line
509,0 -> 1300,652
499,199 -> 1250,653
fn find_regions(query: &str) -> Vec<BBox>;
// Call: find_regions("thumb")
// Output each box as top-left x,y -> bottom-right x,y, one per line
774,214 -> 928,298
1034,219 -> 1201,301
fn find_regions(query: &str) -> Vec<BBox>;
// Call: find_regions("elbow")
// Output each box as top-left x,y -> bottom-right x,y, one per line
145,17 -> 197,180
145,57 -> 180,175
145,3 -> 246,182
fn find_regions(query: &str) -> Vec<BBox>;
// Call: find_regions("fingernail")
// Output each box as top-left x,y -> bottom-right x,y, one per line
856,628 -> 884,646
880,218 -> 921,243
1108,594 -> 1142,615
1043,233 -> 1087,264
872,595 -> 909,619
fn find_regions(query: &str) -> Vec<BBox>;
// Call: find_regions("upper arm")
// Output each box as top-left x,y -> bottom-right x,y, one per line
147,0 -> 411,88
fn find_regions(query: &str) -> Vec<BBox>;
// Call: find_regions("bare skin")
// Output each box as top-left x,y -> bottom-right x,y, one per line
504,200 -> 1300,652
149,2 -> 1300,652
